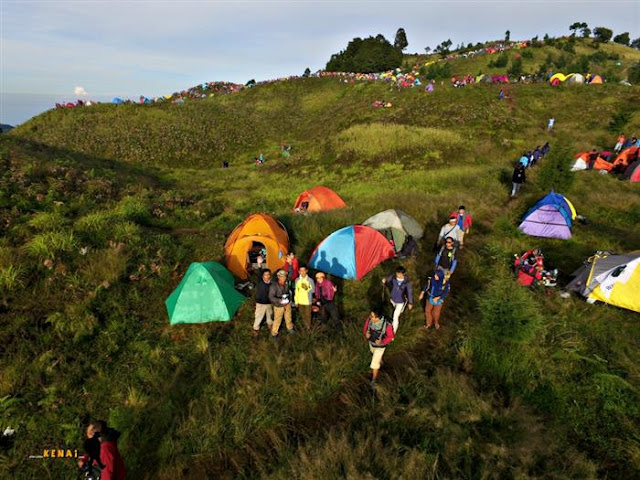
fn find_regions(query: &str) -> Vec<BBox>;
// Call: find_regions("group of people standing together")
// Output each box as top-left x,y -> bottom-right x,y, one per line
250,207 -> 473,388
511,142 -> 551,197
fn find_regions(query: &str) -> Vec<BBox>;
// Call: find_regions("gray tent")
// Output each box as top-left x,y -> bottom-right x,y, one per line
363,209 -> 423,253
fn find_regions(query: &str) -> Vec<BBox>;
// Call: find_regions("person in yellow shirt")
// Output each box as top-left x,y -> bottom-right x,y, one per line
294,265 -> 315,330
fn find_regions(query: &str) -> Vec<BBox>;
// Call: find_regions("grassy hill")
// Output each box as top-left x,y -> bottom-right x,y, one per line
2,43 -> 640,479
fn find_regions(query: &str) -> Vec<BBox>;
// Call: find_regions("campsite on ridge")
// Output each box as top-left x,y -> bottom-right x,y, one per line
1,21 -> 640,480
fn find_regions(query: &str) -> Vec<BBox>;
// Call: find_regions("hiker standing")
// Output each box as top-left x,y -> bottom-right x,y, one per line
381,266 -> 414,333
511,163 -> 526,197
437,214 -> 464,248
419,270 -> 450,330
541,142 -> 550,157
450,205 -> 472,248
282,252 -> 299,281
363,310 -> 394,388
614,133 -> 626,153
294,266 -> 315,330
435,238 -> 458,277
314,272 -> 340,327
547,118 -> 555,132
270,270 -> 295,339
253,269 -> 274,337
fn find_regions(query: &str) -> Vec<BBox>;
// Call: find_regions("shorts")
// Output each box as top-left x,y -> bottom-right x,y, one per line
369,345 -> 386,370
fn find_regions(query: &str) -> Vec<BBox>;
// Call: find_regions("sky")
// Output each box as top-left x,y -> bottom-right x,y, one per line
1,0 -> 639,125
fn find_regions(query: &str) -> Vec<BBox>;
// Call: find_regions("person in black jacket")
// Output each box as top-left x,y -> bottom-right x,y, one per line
252,269 -> 273,337
511,163 -> 526,197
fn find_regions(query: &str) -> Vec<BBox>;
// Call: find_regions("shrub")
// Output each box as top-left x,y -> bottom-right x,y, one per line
508,57 -> 523,76
488,53 -> 509,68
326,35 -> 403,73
27,211 -> 67,232
536,139 -> 575,193
425,62 -> 451,79
628,63 -> 640,84
609,108 -> 633,133
25,231 -> 76,259
521,49 -> 534,59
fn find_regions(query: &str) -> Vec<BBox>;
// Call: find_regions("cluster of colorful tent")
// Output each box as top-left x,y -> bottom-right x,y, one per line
571,146 -> 640,181
166,186 -> 428,324
549,73 -> 603,86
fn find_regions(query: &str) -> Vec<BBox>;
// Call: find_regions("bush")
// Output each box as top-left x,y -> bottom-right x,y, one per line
536,139 -> 575,193
508,57 -> 523,75
521,49 -> 534,59
468,269 -> 542,391
425,62 -> 452,79
609,108 -> 633,133
628,63 -> 640,84
488,53 -> 509,68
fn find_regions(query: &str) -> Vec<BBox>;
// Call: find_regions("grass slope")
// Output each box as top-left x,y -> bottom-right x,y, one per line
3,50 -> 640,479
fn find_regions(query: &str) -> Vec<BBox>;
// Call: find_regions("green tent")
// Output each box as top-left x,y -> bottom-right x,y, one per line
362,209 -> 424,253
165,262 -> 245,325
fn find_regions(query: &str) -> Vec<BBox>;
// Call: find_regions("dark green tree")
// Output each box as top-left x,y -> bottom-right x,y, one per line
424,46 -> 431,54
631,38 -> 640,49
580,24 -> 591,38
536,139 -> 575,193
434,39 -> 453,57
508,57 -> 523,75
394,28 -> 408,51
594,27 -> 613,43
303,67 -> 311,77
325,35 -> 403,73
569,22 -> 582,36
505,30 -> 511,42
613,32 -> 630,46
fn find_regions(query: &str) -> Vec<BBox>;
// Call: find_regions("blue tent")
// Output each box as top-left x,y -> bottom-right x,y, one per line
308,225 -> 395,280
112,97 -> 124,104
519,190 -> 577,240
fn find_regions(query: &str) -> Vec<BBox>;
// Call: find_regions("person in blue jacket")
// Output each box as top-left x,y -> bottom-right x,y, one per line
382,266 -> 414,333
419,270 -> 451,330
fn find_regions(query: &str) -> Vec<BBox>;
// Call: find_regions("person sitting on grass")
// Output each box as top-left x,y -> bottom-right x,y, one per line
418,269 -> 451,330
363,309 -> 394,388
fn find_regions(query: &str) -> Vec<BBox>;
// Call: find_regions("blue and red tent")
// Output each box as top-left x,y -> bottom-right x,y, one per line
308,225 -> 395,279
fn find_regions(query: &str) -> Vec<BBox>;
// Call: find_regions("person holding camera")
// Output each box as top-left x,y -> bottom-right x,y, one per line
363,310 -> 395,388
77,420 -> 126,480
270,269 -> 295,339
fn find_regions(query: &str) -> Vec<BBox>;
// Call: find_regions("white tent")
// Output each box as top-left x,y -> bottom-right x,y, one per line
571,157 -> 589,171
567,73 -> 585,85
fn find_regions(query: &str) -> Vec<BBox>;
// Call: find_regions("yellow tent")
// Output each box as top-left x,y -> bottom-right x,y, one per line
568,252 -> 640,313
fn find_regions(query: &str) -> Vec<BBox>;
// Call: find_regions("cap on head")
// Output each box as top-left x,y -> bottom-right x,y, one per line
277,270 -> 287,278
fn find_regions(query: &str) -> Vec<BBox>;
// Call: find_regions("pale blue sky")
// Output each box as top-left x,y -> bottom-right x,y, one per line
1,0 -> 638,124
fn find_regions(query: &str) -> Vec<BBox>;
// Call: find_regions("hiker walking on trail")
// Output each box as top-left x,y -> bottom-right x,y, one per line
270,270 -> 295,339
382,266 -> 414,333
253,269 -> 274,338
294,266 -> 315,330
419,270 -> 450,330
314,272 -> 340,327
363,310 -> 394,388
435,238 -> 458,277
511,163 -> 526,197
438,215 -> 464,248
450,205 -> 472,248
547,118 -> 555,132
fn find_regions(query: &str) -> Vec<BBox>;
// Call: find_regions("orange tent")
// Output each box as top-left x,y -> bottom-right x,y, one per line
613,146 -> 640,169
224,213 -> 289,279
592,156 -> 614,172
293,186 -> 347,214
589,75 -> 603,84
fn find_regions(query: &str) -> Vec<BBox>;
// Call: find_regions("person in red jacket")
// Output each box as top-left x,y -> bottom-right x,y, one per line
449,205 -> 473,248
363,310 -> 394,388
78,420 -> 126,480
282,252 -> 299,281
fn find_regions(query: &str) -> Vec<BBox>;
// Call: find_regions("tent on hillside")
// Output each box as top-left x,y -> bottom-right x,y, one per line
567,252 -> 640,313
567,73 -> 585,85
224,213 -> 289,279
588,74 -> 603,84
293,186 -> 347,214
622,161 -> 640,182
519,191 -> 577,240
308,225 -> 395,280
362,209 -> 424,253
165,262 -> 245,325
571,152 -> 590,171
613,146 -> 640,171
112,98 -> 124,104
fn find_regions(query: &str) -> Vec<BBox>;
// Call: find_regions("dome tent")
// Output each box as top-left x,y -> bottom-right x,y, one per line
165,262 -> 245,324
308,225 -> 395,280
293,186 -> 347,213
362,209 -> 423,253
622,161 -> 640,183
567,252 -> 640,313
224,213 -> 289,280
518,191 -> 577,240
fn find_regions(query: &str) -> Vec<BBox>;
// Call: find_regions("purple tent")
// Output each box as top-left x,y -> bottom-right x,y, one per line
519,205 -> 571,239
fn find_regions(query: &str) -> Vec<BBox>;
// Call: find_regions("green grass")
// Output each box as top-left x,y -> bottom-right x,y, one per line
2,43 -> 640,479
